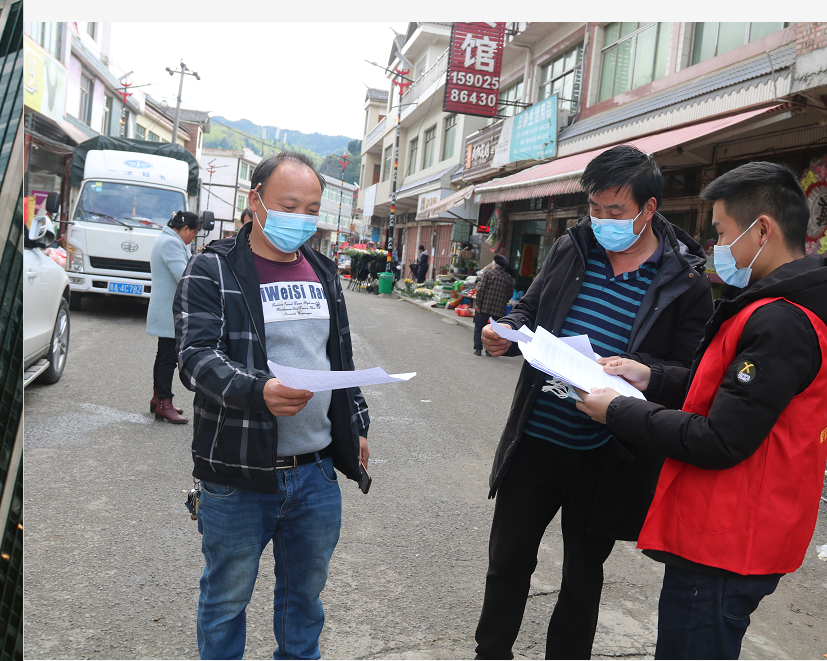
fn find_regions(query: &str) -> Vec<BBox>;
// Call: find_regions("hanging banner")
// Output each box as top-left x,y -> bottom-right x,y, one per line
24,35 -> 67,123
492,93 -> 558,167
444,22 -> 506,118
801,155 -> 827,255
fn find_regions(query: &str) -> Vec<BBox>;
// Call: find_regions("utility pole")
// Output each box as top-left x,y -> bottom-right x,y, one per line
165,61 -> 200,144
334,153 -> 350,258
387,67 -> 411,271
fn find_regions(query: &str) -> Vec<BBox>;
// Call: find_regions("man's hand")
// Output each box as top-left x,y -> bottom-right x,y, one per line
574,387 -> 622,424
597,357 -> 651,392
359,436 -> 369,468
263,378 -> 313,417
481,324 -> 512,357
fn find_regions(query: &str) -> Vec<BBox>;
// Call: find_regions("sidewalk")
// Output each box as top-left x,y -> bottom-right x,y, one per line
393,292 -> 476,329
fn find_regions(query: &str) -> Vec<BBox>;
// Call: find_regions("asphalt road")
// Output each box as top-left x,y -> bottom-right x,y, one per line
23,285 -> 827,660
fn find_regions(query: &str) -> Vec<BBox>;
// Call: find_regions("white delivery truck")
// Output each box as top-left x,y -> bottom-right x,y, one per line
65,139 -> 213,310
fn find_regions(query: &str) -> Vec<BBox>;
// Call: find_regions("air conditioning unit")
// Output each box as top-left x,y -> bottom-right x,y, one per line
557,108 -> 572,129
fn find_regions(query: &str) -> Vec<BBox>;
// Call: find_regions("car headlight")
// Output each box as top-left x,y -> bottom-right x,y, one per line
66,246 -> 83,272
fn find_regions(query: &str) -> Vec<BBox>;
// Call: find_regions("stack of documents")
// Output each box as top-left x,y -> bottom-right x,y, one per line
488,318 -> 646,401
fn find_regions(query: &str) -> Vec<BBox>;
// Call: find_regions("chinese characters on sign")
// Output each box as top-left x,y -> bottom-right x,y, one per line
444,22 -> 506,118
492,93 -> 558,167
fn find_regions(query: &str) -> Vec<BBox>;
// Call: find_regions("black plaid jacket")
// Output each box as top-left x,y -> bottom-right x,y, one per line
174,222 -> 370,493
475,264 -> 515,317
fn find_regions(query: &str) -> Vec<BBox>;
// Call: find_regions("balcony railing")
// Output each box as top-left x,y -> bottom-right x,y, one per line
365,116 -> 387,147
400,47 -> 449,105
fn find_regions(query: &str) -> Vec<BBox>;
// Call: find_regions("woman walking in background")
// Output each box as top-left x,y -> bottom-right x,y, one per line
147,210 -> 201,423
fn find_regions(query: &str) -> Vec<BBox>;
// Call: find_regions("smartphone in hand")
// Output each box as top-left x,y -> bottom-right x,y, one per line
358,463 -> 372,494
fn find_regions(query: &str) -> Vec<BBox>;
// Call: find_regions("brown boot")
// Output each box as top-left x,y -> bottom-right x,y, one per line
155,397 -> 188,424
151,388 -> 183,414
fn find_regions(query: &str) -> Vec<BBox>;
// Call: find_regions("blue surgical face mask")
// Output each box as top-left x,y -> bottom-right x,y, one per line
713,218 -> 765,288
590,208 -> 647,252
254,191 -> 318,254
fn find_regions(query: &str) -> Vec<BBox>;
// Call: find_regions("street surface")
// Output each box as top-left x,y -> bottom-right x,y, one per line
23,284 -> 827,660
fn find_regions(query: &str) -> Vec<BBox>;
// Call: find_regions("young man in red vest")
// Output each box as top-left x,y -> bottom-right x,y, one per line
575,161 -> 827,660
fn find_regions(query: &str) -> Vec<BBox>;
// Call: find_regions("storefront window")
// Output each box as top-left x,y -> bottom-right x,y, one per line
599,22 -> 671,102
382,145 -> 392,181
442,114 -> 457,161
31,22 -> 61,59
422,126 -> 436,169
407,137 -> 418,176
691,22 -> 791,66
538,43 -> 583,116
498,78 -> 523,117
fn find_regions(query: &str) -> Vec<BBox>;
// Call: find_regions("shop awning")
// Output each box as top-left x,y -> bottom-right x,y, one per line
396,164 -> 461,199
476,105 -> 783,204
316,221 -> 339,232
415,185 -> 476,220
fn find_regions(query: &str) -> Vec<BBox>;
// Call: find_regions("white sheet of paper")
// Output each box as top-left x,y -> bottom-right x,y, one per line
488,317 -> 532,344
268,361 -> 416,392
520,326 -> 645,400
559,334 -> 601,362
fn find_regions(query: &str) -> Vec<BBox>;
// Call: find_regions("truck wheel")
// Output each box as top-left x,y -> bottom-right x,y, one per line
69,291 -> 83,311
37,299 -> 70,385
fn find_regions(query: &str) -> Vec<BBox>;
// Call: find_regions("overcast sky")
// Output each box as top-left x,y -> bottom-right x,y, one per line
107,23 -> 409,141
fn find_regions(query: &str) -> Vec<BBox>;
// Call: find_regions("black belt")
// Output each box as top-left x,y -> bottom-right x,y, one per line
275,445 -> 332,469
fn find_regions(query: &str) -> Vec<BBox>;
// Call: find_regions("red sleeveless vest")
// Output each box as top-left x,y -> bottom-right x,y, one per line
637,297 -> 827,575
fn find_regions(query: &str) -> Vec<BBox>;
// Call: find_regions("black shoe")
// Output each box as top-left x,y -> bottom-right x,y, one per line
474,349 -> 482,356
485,351 -> 493,357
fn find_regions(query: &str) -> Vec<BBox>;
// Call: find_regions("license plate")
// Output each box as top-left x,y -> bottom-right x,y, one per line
108,282 -> 144,295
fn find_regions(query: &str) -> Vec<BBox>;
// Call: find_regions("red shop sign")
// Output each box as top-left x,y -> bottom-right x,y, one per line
443,22 -> 506,118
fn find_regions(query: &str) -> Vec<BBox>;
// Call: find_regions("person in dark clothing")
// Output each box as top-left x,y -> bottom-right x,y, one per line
175,151 -> 370,659
474,145 -> 714,660
473,254 -> 514,356
577,161 -> 827,660
416,245 -> 429,283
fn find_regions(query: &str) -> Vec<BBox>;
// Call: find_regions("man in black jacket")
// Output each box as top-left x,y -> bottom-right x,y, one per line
474,145 -> 713,660
175,152 -> 369,660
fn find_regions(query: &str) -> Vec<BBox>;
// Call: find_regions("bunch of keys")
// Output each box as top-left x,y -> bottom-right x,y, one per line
185,480 -> 201,520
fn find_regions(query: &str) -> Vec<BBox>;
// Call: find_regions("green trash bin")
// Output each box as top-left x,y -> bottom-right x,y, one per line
378,272 -> 394,294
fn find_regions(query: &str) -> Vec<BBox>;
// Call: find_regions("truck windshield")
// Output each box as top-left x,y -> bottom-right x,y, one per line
74,182 -> 186,228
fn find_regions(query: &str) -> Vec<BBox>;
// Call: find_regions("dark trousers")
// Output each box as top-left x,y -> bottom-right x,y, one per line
655,565 -> 780,660
153,336 -> 178,399
473,313 -> 487,350
475,435 -> 615,660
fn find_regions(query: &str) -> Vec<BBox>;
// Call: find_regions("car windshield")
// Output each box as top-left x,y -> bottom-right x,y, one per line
73,181 -> 186,228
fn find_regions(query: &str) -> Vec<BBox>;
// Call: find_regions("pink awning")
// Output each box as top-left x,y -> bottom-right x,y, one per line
476,105 -> 784,204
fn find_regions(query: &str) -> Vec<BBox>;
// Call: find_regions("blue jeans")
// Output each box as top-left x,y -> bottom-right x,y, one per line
196,454 -> 342,660
655,564 -> 780,660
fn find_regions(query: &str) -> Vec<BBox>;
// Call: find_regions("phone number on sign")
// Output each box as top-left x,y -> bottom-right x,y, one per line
448,89 -> 498,107
449,72 -> 500,89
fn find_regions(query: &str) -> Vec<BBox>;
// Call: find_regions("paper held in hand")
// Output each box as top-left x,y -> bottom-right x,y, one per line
489,318 -> 645,400
268,361 -> 416,393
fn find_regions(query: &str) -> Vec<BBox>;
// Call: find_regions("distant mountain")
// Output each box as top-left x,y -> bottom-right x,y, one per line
204,116 -> 361,185
210,116 -> 354,160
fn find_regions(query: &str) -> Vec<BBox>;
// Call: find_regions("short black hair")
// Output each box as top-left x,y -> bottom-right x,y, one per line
700,161 -> 809,254
580,144 -> 663,209
168,210 -> 201,231
240,207 -> 253,223
251,150 -> 326,196
418,245 -> 425,251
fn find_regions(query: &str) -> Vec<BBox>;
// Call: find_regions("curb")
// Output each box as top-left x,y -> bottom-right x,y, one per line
394,293 -> 475,330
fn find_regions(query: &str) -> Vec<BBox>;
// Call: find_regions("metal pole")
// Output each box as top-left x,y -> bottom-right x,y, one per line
171,64 -> 185,144
335,154 -> 349,257
387,73 -> 402,272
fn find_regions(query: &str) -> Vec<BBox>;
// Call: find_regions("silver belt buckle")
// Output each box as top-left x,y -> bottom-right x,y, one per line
275,455 -> 298,470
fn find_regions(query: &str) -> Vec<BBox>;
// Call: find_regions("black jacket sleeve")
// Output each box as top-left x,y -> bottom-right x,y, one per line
605,302 -> 820,470
625,274 -> 713,368
175,253 -> 272,412
644,364 -> 692,410
333,273 -> 370,438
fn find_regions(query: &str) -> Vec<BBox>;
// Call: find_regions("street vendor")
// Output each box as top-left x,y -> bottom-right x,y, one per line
576,161 -> 827,660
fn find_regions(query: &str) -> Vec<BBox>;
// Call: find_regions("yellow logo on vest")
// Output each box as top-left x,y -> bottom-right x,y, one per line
821,428 -> 827,443
734,357 -> 760,387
